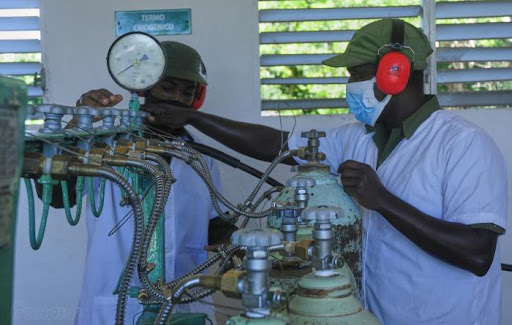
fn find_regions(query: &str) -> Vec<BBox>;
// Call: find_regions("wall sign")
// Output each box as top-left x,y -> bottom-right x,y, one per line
115,9 -> 191,36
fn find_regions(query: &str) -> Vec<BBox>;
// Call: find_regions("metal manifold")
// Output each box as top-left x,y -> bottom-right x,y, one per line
18,102 -> 378,324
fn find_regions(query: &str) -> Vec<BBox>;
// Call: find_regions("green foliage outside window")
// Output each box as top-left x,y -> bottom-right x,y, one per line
0,53 -> 42,105
259,0 -> 512,115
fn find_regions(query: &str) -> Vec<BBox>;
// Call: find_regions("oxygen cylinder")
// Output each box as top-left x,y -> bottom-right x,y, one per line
268,130 -> 362,298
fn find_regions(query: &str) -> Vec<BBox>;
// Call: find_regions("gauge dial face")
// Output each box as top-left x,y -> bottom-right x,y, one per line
107,32 -> 166,92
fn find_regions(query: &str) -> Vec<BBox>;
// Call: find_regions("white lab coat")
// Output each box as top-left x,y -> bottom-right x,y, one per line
74,138 -> 223,325
289,108 -> 507,325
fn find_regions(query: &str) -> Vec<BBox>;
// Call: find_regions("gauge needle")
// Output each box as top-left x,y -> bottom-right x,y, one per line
116,54 -> 149,76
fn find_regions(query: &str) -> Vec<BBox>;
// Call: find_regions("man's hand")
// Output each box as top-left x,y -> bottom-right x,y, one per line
76,89 -> 123,107
142,103 -> 195,129
338,160 -> 389,211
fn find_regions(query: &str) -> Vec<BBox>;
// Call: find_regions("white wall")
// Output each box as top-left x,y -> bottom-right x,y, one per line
12,0 -> 512,324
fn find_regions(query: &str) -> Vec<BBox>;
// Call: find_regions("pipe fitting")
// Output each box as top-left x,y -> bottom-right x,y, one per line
302,206 -> 342,274
100,108 -> 121,129
73,106 -> 101,130
300,129 -> 327,163
231,228 -> 283,318
286,177 -> 317,211
22,152 -> 45,179
220,270 -> 246,298
36,104 -> 68,133
274,202 -> 301,242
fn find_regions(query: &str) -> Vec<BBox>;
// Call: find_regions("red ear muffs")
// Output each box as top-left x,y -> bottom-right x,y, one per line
376,51 -> 411,95
191,83 -> 207,110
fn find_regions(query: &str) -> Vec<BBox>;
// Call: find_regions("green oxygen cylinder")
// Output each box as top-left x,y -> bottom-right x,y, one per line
0,76 -> 28,324
268,130 -> 362,298
284,207 -> 380,325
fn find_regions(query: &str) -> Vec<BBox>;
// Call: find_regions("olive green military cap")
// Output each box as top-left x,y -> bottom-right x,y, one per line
160,41 -> 207,84
322,19 -> 433,71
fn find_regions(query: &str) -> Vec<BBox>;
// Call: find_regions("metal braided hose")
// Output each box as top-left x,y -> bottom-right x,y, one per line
155,277 -> 202,325
155,248 -> 238,325
69,164 -> 143,325
113,157 -> 175,301
190,160 -> 273,218
145,245 -> 238,306
175,245 -> 237,304
150,147 -> 234,219
168,244 -> 237,289
128,162 -> 168,300
144,152 -> 175,185
169,142 -> 282,213
240,186 -> 283,228
161,143 -> 254,218
102,157 -> 169,303
243,149 -> 296,209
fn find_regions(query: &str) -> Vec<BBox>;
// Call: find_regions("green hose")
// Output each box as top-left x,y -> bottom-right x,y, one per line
60,177 -> 85,225
87,177 -> 106,217
25,176 -> 57,250
75,176 -> 85,218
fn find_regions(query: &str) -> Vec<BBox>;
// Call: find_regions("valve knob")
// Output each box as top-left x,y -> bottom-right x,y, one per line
88,107 -> 101,118
231,228 -> 283,248
74,106 -> 101,117
100,108 -> 121,129
74,107 -> 89,116
286,177 -> 316,188
300,129 -> 326,139
36,104 -> 66,115
65,106 -> 74,115
120,110 -> 132,125
101,108 -> 113,117
302,206 -> 343,223
110,108 -> 122,116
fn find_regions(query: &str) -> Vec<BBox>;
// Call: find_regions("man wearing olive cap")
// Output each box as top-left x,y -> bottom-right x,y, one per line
144,19 -> 507,324
73,41 -> 233,325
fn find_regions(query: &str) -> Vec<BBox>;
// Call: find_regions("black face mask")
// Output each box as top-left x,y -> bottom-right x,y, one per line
145,92 -> 190,108
143,91 -> 192,139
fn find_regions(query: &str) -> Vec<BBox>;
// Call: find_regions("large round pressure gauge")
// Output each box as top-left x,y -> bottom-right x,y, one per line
106,32 -> 166,92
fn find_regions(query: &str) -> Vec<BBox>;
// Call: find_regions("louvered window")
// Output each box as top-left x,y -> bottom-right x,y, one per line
0,0 -> 42,104
259,0 -> 512,115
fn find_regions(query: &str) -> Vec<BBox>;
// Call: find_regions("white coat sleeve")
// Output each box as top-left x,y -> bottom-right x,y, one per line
441,128 -> 508,232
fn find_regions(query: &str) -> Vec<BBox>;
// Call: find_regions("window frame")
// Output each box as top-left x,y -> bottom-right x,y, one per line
258,0 -> 512,112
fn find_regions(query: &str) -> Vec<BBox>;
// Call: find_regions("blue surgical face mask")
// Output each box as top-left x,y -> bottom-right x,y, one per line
346,77 -> 391,127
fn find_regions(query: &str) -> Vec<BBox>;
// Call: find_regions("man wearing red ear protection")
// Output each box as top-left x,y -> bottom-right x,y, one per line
72,42 -> 234,325
144,19 -> 507,325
